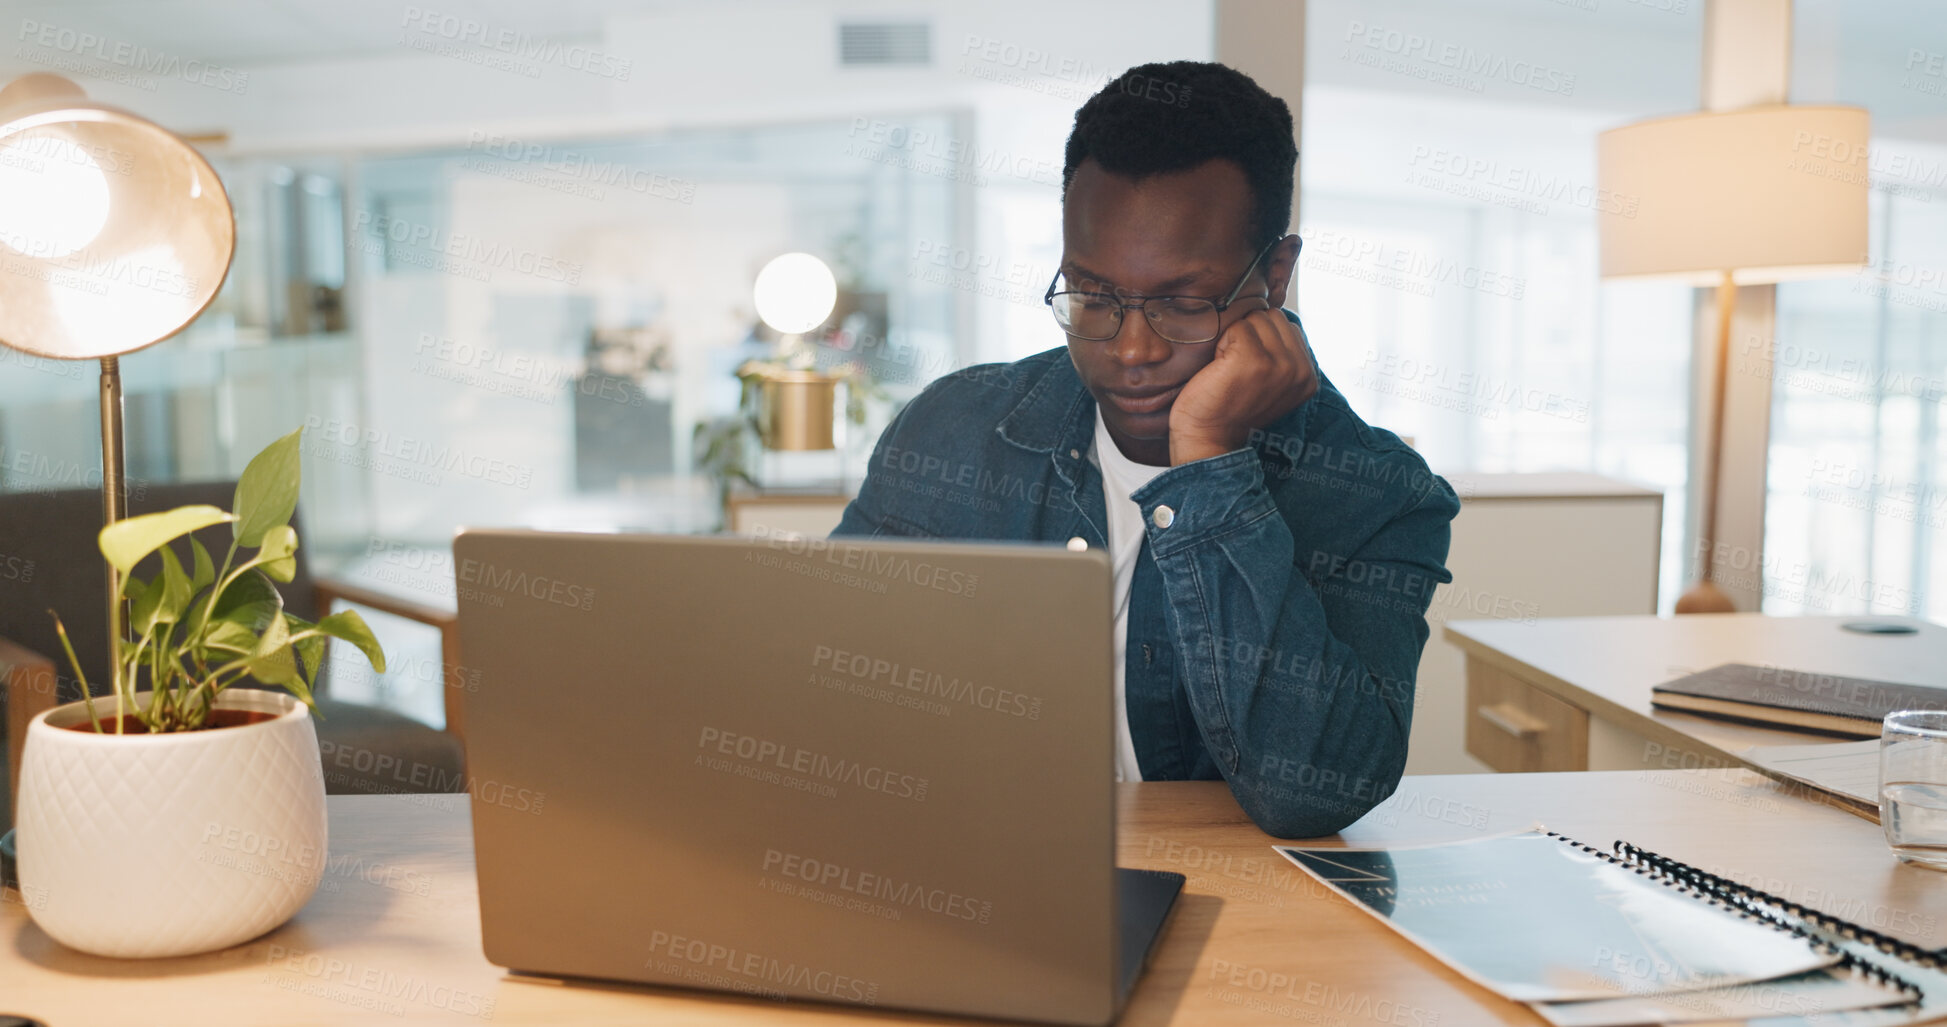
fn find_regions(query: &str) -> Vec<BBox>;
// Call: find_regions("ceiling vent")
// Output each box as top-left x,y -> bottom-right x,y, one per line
839,21 -> 931,66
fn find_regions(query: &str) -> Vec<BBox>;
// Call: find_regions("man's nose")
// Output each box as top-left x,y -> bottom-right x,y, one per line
1109,309 -> 1173,366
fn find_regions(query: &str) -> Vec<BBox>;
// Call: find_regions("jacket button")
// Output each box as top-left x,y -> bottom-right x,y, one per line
1069,448 -> 1080,459
1066,537 -> 1088,551
1151,505 -> 1175,529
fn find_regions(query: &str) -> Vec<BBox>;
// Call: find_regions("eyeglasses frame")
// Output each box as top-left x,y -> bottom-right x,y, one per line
1042,235 -> 1293,345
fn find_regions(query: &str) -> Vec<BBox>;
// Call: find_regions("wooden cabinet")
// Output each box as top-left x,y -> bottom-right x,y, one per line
1463,656 -> 1589,773
1446,614 -> 1947,779
1407,473 -> 1663,775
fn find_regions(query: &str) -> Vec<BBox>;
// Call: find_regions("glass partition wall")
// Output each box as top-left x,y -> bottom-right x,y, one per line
0,115 -> 960,724
3,116 -> 958,530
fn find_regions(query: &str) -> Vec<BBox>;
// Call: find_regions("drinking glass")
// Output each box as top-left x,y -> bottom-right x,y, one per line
1880,710 -> 1947,870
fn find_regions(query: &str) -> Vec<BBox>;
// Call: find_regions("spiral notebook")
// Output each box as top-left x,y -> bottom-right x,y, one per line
1278,829 -> 1947,1027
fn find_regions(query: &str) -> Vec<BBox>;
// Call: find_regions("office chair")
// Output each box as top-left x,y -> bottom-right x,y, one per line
0,482 -> 467,831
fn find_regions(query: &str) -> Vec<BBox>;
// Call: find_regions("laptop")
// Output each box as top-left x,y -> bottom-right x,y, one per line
453,528 -> 1183,1025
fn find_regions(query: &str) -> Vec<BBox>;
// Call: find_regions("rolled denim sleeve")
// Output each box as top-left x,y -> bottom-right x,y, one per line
1130,446 -> 1458,839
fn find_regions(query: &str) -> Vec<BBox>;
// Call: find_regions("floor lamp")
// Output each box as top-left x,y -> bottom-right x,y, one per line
0,74 -> 236,707
1597,104 -> 1869,613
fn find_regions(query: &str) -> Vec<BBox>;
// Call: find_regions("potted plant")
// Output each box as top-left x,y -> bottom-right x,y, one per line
693,354 -> 882,511
14,426 -> 386,958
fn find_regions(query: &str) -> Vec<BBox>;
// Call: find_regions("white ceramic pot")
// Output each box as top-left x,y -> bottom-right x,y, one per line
15,689 -> 327,958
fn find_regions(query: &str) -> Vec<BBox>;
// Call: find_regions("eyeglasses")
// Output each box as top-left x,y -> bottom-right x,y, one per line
1044,236 -> 1288,345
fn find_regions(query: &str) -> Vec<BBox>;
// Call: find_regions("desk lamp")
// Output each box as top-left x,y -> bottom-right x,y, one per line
0,73 -> 236,694
750,251 -> 839,451
1598,105 -> 1869,613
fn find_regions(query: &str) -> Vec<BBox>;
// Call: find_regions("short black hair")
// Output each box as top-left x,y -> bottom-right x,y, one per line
1061,61 -> 1297,250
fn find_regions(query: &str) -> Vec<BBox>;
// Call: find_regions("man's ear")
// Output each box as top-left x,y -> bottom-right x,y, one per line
1263,234 -> 1301,308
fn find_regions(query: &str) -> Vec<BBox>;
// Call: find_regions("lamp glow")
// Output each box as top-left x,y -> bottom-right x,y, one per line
0,132 -> 109,258
0,72 -> 238,724
0,74 -> 235,360
753,252 -> 836,335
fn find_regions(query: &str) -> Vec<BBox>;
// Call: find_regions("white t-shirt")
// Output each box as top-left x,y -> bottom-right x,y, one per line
1089,409 -> 1169,783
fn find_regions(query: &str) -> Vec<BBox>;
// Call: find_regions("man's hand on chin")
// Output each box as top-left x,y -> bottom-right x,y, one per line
1167,305 -> 1319,466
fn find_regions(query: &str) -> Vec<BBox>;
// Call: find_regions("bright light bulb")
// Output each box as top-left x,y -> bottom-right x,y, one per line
50,243 -> 192,343
0,131 -> 110,258
753,252 -> 837,335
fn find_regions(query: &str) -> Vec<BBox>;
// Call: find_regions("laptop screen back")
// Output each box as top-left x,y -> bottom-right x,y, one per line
457,529 -> 1119,1024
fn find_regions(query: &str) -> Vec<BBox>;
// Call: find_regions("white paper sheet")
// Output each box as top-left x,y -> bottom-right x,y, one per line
1276,830 -> 1836,1003
1535,966 -> 1911,1027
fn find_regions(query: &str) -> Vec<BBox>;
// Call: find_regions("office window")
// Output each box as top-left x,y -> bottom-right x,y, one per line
1765,0 -> 1947,618
1300,0 -> 1703,609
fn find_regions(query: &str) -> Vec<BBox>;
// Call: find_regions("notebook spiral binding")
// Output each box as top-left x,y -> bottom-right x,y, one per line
1541,829 -> 1931,1004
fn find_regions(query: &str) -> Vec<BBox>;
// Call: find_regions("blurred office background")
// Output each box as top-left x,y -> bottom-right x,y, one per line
0,0 -> 1941,733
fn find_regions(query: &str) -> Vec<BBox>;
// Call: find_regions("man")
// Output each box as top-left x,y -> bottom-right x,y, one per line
833,61 -> 1459,839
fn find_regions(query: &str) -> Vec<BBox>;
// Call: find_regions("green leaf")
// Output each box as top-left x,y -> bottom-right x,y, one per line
210,568 -> 283,633
127,575 -> 163,635
248,644 -> 300,686
233,427 -> 303,548
283,671 -> 315,711
99,506 -> 234,574
314,608 -> 386,674
284,613 -> 324,685
201,619 -> 258,654
256,524 -> 298,583
244,611 -> 300,686
243,614 -> 316,712
189,536 -> 214,594
156,545 -> 192,623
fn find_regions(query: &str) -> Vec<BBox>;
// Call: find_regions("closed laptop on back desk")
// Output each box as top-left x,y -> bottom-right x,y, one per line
455,529 -> 1182,1025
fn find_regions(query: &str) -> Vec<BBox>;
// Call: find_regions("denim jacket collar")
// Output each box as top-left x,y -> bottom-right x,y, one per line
995,350 -> 1093,456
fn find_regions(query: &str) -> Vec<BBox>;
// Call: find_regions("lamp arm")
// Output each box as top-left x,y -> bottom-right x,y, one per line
99,355 -> 125,729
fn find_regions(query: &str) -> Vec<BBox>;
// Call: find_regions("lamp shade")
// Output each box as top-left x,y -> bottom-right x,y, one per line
0,73 -> 234,360
1597,105 -> 1869,284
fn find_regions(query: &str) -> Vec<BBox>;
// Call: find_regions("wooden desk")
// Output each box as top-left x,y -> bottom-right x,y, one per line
6,773 -> 1946,1026
1446,614 -> 1947,778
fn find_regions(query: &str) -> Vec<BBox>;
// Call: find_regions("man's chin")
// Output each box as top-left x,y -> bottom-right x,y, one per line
1102,405 -> 1172,442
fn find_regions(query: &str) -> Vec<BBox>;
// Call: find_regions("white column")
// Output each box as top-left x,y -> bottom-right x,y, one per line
1214,0 -> 1305,303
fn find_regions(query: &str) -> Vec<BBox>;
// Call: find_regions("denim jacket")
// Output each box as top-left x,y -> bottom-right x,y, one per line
832,310 -> 1460,838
